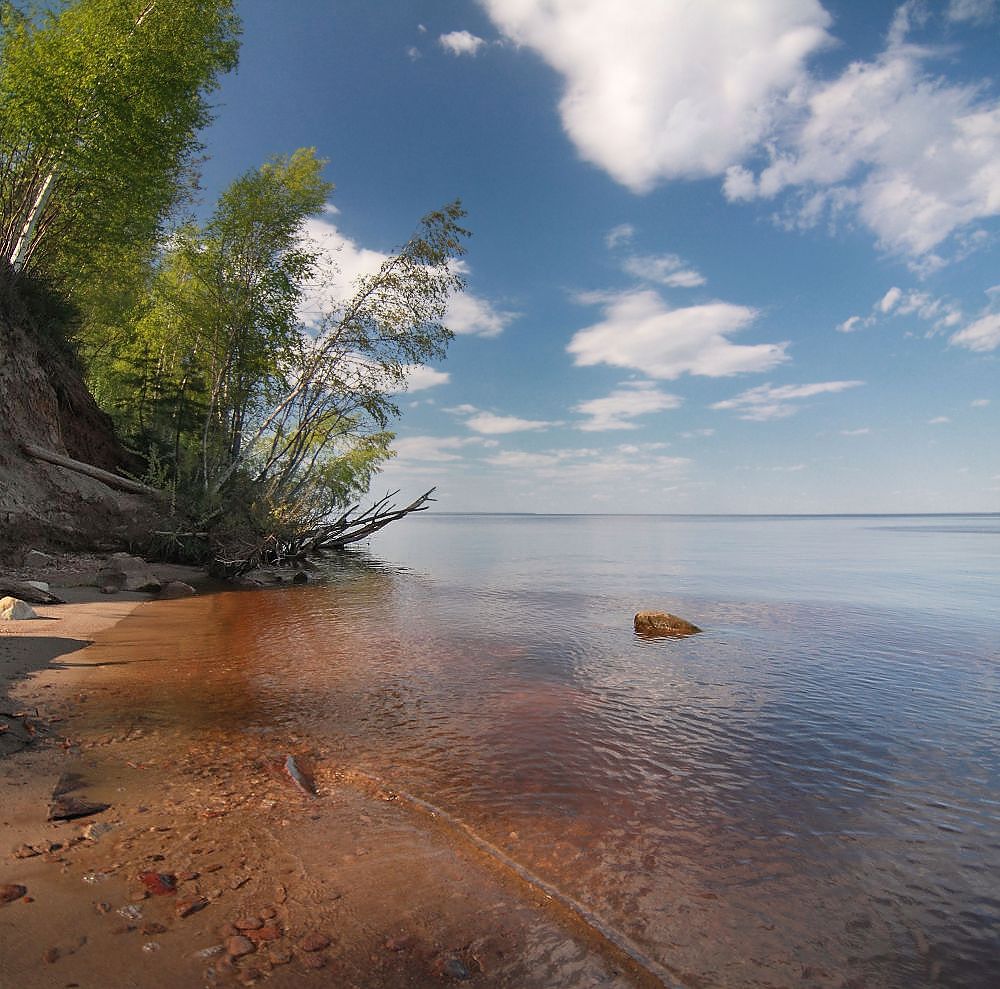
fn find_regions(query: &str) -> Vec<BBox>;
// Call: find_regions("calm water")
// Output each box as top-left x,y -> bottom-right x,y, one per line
112,515 -> 1000,986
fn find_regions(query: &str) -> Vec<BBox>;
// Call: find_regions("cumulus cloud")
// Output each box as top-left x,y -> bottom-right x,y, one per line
439,30 -> 487,56
735,42 -> 1000,258
300,214 -> 512,337
574,381 -> 682,431
838,284 -> 963,334
567,288 -> 788,379
482,0 -> 832,192
484,445 -> 690,485
605,223 -> 635,249
484,2 -> 1000,259
392,435 -> 480,462
946,0 -> 998,23
621,253 -> 706,288
712,380 -> 865,420
448,406 -> 555,434
445,291 -> 518,336
397,365 -> 450,392
878,286 -> 903,313
950,312 -> 1000,351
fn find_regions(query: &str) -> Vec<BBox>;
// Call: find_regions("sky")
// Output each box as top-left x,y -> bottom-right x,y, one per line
196,0 -> 1000,514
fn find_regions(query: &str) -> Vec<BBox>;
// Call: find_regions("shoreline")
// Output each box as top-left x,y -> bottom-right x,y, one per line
0,566 -> 653,988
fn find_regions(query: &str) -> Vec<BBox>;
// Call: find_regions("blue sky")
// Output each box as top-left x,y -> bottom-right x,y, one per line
198,0 -> 999,513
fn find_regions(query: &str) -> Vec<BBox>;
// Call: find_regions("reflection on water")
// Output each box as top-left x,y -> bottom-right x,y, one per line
88,516 -> 1000,987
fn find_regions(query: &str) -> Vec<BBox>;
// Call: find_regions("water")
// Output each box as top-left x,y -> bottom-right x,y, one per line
105,515 -> 1000,985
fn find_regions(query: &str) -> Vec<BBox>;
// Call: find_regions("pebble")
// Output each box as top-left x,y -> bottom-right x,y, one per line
195,944 -> 226,959
43,946 -> 60,963
176,896 -> 207,918
218,922 -> 239,939
268,947 -> 292,966
299,932 -> 330,953
259,906 -> 277,919
442,957 -> 472,981
141,922 -> 168,935
141,941 -> 161,953
300,953 -> 326,970
95,902 -> 112,915
248,925 -> 281,943
227,935 -> 255,958
235,916 -> 263,930
0,883 -> 28,904
13,844 -> 41,859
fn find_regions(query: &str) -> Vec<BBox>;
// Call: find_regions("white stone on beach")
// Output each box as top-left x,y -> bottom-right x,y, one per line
0,596 -> 38,620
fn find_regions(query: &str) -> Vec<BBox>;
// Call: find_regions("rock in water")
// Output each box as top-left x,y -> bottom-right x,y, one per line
0,596 -> 38,620
634,611 -> 702,637
160,580 -> 196,598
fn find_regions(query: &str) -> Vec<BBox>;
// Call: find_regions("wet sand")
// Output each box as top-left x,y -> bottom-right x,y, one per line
0,585 -> 657,989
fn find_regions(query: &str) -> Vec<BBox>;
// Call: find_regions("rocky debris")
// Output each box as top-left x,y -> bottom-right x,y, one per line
299,932 -> 330,952
48,795 -> 110,821
176,896 -> 207,918
235,916 -> 263,931
159,580 -> 196,598
248,924 -> 281,944
138,871 -> 177,895
141,921 -> 168,935
23,549 -> 55,568
633,610 -> 702,638
0,580 -> 63,604
43,946 -> 60,963
0,595 -> 38,620
96,553 -> 162,593
268,946 -> 293,965
235,568 -> 311,587
227,935 -> 256,958
282,754 -> 316,797
13,843 -> 42,859
440,956 -> 473,981
1,883 -> 28,904
301,953 -> 327,970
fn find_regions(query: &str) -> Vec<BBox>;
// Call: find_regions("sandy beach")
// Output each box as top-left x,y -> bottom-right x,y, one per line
0,569 -> 656,989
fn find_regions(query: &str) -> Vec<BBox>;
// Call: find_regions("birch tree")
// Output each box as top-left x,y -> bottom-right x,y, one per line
0,0 -> 238,292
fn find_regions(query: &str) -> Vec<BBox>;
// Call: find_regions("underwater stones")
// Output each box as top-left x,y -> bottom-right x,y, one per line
633,611 -> 702,638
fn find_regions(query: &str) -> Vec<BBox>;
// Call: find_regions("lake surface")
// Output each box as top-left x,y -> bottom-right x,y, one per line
115,515 -> 1000,986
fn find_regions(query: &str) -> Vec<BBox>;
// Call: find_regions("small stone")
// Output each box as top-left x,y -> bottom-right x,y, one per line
138,871 -> 177,895
384,936 -> 414,952
299,932 -> 330,952
227,935 -> 255,958
235,916 -> 263,931
239,967 -> 262,985
13,844 -> 40,859
248,925 -> 281,943
176,896 -> 207,918
274,885 -> 287,904
43,946 -> 60,963
300,953 -> 326,970
96,902 -> 112,915
178,871 -> 199,882
633,610 -> 702,638
218,923 -> 239,939
142,941 -> 161,953
259,906 -> 277,919
0,883 -> 27,905
129,891 -> 149,902
268,947 -> 292,966
441,957 -> 472,981
141,922 -> 167,935
110,924 -> 136,935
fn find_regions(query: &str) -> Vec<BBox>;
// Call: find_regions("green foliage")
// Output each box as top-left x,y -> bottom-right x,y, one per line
0,0 -> 239,299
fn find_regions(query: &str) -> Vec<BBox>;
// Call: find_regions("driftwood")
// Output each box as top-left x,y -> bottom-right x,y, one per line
0,580 -> 64,605
213,488 -> 436,578
21,443 -> 166,500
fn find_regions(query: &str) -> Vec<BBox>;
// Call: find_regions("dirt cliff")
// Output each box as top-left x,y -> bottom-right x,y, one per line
0,283 -> 163,556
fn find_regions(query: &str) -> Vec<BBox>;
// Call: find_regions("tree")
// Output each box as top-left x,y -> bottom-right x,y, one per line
0,0 -> 239,298
97,148 -> 469,556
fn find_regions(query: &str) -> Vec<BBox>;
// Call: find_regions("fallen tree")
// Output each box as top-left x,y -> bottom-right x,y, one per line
209,488 -> 436,578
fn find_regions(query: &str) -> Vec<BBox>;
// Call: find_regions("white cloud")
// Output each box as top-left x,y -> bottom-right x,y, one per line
878,286 -> 903,313
837,315 -> 866,333
439,30 -> 487,56
464,411 -> 554,434
605,223 -> 635,249
483,0 -> 832,192
398,365 -> 450,392
406,46 -> 422,61
574,381 -> 682,431
392,435 -> 479,462
621,254 -> 706,288
713,380 -> 865,421
445,291 -> 517,337
928,416 -> 951,424
300,214 -> 510,337
840,427 -> 871,435
484,445 -> 690,485
947,0 -> 998,23
739,45 -> 1000,258
951,312 -> 1000,351
567,288 -> 788,379
971,398 -> 991,407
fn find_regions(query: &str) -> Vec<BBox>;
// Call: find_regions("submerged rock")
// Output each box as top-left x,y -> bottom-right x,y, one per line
0,596 -> 37,620
633,611 -> 702,638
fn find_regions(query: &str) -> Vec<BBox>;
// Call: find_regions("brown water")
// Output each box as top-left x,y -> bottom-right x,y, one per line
77,515 -> 1000,987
